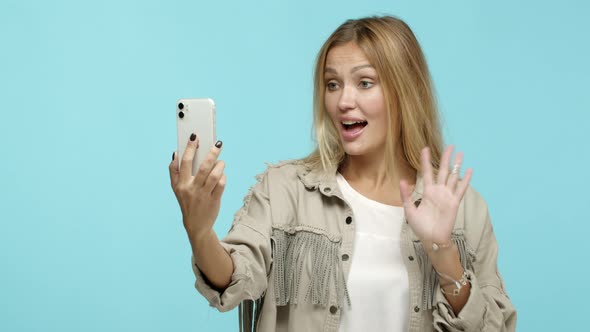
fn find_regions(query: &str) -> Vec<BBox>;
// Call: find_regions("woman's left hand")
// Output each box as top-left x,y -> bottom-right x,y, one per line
400,145 -> 473,246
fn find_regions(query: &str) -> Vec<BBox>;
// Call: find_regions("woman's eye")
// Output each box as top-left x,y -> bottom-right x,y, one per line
360,80 -> 374,89
326,82 -> 339,91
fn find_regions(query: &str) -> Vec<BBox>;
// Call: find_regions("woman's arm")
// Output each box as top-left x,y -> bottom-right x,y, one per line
426,242 -> 472,315
189,228 -> 233,291
169,136 -> 272,310
190,169 -> 274,312
400,146 -> 516,330
431,191 -> 517,332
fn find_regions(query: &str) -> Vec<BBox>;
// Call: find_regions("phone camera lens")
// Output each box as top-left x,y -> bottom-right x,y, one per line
179,111 -> 185,118
178,102 -> 184,110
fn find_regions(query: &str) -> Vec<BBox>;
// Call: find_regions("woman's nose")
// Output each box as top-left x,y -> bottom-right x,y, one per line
338,85 -> 356,111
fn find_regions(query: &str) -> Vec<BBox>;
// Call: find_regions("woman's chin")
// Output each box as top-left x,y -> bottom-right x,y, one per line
342,142 -> 367,156
342,140 -> 384,158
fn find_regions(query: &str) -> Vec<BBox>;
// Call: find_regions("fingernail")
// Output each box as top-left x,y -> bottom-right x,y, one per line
190,133 -> 196,141
215,140 -> 223,148
172,151 -> 175,161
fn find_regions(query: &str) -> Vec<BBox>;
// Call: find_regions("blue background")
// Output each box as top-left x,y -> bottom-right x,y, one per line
1,0 -> 588,331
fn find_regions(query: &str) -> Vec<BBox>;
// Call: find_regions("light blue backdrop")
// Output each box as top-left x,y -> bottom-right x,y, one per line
1,0 -> 588,331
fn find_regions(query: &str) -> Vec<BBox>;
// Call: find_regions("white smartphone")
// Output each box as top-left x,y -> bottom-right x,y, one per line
176,98 -> 216,176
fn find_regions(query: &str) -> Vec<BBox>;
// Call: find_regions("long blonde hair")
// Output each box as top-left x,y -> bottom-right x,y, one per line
303,16 -> 443,179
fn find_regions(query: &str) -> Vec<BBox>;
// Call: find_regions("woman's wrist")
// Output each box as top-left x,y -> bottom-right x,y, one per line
426,242 -> 465,279
424,240 -> 456,260
187,227 -> 215,253
438,270 -> 471,296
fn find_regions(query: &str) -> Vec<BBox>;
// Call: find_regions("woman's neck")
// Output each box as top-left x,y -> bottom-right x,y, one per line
338,147 -> 416,190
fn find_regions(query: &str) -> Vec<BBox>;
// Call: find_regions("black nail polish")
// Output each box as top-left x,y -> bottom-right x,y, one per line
190,133 -> 196,141
215,140 -> 223,148
172,152 -> 175,161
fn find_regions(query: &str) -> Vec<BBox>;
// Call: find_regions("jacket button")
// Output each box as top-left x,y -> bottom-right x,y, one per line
342,254 -> 349,261
345,216 -> 352,224
414,306 -> 420,312
330,305 -> 338,314
408,256 -> 414,261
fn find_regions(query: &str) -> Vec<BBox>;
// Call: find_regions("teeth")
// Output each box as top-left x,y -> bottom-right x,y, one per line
342,120 -> 366,125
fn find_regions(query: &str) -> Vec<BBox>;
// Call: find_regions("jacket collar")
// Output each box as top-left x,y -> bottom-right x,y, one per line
296,161 -> 424,203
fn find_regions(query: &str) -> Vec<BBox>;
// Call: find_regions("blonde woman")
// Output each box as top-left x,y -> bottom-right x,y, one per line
169,15 -> 516,332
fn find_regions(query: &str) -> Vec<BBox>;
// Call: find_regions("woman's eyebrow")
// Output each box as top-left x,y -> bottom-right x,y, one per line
351,64 -> 374,73
324,67 -> 337,74
324,64 -> 374,74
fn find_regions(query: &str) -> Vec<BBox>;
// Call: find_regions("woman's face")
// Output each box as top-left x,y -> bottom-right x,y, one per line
324,42 -> 388,158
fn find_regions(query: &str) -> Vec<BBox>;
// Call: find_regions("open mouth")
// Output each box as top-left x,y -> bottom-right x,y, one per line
342,121 -> 368,131
340,120 -> 368,141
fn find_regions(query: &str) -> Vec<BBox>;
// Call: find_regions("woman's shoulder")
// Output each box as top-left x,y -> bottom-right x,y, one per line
253,158 -> 312,189
265,158 -> 309,172
462,184 -> 490,218
458,184 -> 495,247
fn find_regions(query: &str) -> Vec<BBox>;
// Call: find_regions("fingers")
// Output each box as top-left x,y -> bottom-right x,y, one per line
455,168 -> 473,198
446,151 -> 463,191
420,147 -> 434,186
194,141 -> 223,187
399,179 -> 416,214
169,151 -> 179,189
180,133 -> 199,183
422,144 -> 474,200
437,145 -> 454,184
203,160 -> 226,194
211,173 -> 227,201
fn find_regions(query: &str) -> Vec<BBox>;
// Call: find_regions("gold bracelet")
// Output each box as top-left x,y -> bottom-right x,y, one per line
437,270 -> 470,296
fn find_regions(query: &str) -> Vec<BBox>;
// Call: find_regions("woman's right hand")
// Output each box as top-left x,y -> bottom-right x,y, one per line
169,133 -> 226,241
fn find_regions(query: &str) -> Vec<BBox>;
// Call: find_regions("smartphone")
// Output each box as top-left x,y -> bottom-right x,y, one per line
176,98 -> 216,176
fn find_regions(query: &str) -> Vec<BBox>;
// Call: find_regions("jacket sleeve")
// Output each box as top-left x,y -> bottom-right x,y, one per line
191,169 -> 273,312
432,190 -> 517,331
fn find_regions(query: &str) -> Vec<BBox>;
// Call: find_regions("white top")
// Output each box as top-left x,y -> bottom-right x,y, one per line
336,172 -> 410,332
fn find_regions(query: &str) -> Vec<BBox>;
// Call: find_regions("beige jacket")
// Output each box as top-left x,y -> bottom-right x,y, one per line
192,159 -> 517,331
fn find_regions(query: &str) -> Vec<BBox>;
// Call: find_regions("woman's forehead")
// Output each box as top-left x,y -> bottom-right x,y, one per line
326,43 -> 366,62
325,43 -> 374,72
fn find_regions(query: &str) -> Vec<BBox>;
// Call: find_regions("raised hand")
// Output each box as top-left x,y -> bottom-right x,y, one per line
399,145 -> 473,246
169,133 -> 226,240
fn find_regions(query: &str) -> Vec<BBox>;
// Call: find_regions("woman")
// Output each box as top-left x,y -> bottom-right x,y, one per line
169,16 -> 516,332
